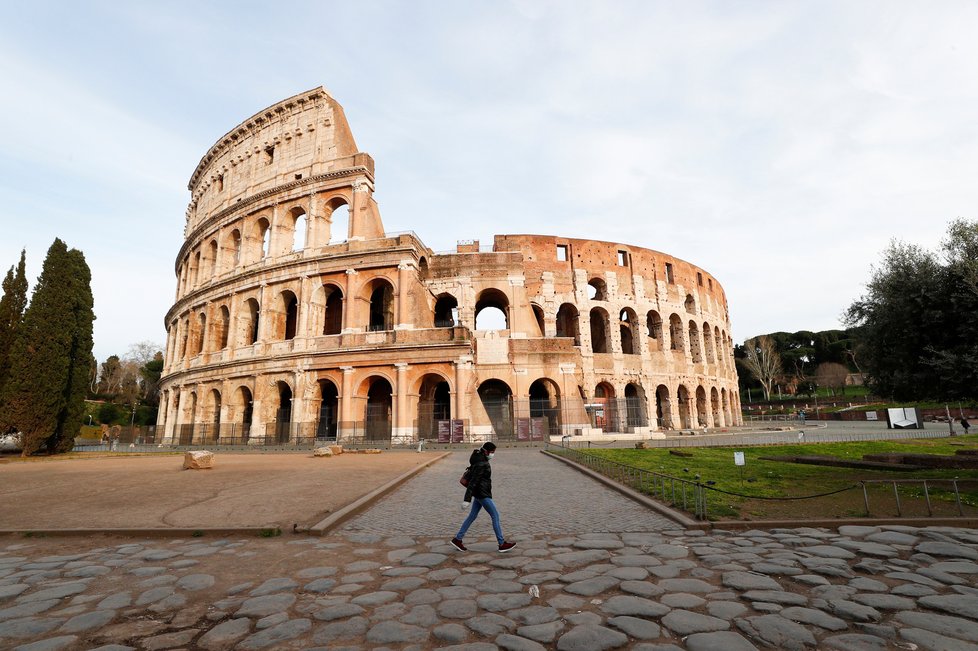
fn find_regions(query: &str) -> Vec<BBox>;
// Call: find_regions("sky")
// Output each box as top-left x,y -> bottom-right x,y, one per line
1,1 -> 975,364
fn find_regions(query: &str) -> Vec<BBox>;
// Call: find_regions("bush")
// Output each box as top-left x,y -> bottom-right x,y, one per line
97,402 -> 124,425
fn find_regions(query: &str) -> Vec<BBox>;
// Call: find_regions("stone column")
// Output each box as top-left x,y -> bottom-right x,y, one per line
343,269 -> 358,333
454,357 -> 471,423
508,276 -> 524,334
226,292 -> 238,360
394,363 -> 410,442
296,275 -> 312,348
339,366 -> 355,440
396,262 -> 413,329
256,282 -> 268,348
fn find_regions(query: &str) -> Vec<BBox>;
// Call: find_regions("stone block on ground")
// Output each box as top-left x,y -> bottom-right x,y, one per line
329,444 -> 343,455
313,447 -> 333,457
183,451 -> 214,470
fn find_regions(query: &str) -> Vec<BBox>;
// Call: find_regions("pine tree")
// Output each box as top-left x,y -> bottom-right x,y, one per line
0,240 -> 95,455
0,250 -> 28,397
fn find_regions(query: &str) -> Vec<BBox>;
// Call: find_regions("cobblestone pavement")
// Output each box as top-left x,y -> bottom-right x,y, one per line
340,450 -> 678,537
3,525 -> 978,650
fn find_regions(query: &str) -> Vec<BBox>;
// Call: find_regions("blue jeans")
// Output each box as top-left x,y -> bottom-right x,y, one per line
456,497 -> 504,545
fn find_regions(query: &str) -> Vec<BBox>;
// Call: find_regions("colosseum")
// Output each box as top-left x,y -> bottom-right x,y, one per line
157,87 -> 742,446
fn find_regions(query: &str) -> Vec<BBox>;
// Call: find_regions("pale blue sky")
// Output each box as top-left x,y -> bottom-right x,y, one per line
1,1 -> 975,363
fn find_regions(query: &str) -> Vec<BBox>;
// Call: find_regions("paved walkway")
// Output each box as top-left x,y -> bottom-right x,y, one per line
2,449 -> 978,650
340,449 -> 677,537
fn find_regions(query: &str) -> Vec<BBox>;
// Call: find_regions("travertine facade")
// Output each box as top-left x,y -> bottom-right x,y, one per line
158,87 -> 741,445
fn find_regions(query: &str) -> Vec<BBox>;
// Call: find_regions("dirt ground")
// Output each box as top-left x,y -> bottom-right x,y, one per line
0,451 -> 444,530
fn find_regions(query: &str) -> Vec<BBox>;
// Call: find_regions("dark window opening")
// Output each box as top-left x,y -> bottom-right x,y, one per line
434,294 -> 458,328
590,308 -> 609,354
284,293 -> 298,340
369,283 -> 394,331
264,146 -> 274,164
323,288 -> 343,335
665,262 -> 674,284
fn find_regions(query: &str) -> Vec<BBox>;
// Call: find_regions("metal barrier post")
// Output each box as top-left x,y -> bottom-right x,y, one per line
953,480 -> 963,516
892,482 -> 901,517
923,481 -> 932,516
861,482 -> 870,516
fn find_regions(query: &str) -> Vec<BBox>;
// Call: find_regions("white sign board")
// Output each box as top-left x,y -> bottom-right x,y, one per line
865,411 -> 878,421
734,451 -> 745,466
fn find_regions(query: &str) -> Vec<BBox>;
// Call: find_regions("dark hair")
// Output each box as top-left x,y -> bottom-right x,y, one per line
482,442 -> 497,452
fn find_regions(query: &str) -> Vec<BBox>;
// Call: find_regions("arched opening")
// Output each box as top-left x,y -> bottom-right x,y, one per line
434,294 -> 458,328
255,218 -> 271,260
556,303 -> 580,345
291,208 -> 307,252
272,381 -> 293,443
528,378 -> 561,438
685,294 -> 696,313
418,257 -> 429,281
715,326 -> 724,365
243,298 -> 260,345
590,307 -> 610,353
364,377 -> 393,441
231,386 -> 253,442
192,251 -> 201,288
316,380 -> 339,440
417,374 -> 452,440
722,388 -> 732,426
695,386 -> 708,428
278,291 -> 298,341
592,382 -> 616,430
368,280 -> 395,331
655,385 -> 672,429
669,314 -> 684,352
231,229 -> 242,266
208,240 -> 218,277
587,278 -> 607,301
531,304 -> 546,337
475,288 -> 509,330
647,310 -> 662,352
203,389 -> 221,443
219,305 -> 230,349
619,308 -> 638,355
195,312 -> 206,355
688,320 -> 702,362
322,285 -> 344,335
328,200 -> 349,244
711,387 -> 722,427
624,383 -> 647,428
180,391 -> 197,445
703,322 -> 715,364
478,379 -> 513,439
677,384 -> 692,429
180,317 -> 189,359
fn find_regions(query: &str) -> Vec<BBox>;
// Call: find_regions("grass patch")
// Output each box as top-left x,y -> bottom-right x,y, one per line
258,527 -> 282,538
570,436 -> 978,520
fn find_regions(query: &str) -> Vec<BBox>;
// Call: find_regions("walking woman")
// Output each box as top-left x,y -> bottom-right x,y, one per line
451,442 -> 516,552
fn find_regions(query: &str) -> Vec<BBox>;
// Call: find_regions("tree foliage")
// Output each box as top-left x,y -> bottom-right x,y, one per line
0,240 -> 95,455
0,250 -> 28,400
845,219 -> 978,401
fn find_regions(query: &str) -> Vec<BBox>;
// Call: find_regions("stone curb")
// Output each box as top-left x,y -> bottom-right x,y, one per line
542,450 -> 705,529
0,527 -> 282,538
309,451 -> 452,535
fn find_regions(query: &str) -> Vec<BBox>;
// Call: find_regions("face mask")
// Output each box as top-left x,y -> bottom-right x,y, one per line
487,452 -> 494,460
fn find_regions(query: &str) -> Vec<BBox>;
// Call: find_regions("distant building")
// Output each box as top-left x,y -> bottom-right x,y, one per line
157,88 -> 741,445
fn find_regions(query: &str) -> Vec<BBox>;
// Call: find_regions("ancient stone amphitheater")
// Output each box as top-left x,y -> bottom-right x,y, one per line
157,87 -> 741,446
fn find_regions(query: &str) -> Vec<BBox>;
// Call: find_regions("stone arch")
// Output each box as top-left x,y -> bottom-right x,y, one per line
556,303 -> 580,345
669,314 -> 684,352
217,305 -> 230,350
418,257 -> 429,281
271,380 -> 294,443
191,250 -> 201,289
475,288 -> 509,330
695,385 -> 708,427
310,283 -> 344,336
529,377 -> 561,438
365,278 -> 395,331
229,385 -> 254,439
677,384 -> 692,429
688,320 -> 702,362
195,311 -> 207,355
721,387 -> 732,426
269,290 -> 299,341
646,310 -> 662,352
590,307 -> 610,353
715,326 -> 724,365
253,217 -> 271,262
624,383 -> 647,428
587,277 -> 607,301
593,381 -> 616,430
619,308 -> 639,355
417,372 -> 452,439
208,239 -> 219,278
222,228 -> 242,271
477,378 -> 513,438
531,303 -> 546,337
703,321 -> 715,364
240,297 -> 260,346
655,384 -> 672,429
434,293 -> 459,328
289,206 -> 308,252
685,293 -> 696,313
316,379 -> 339,440
710,386 -> 722,427
361,376 -> 393,441
203,388 -> 221,442
327,197 -> 349,244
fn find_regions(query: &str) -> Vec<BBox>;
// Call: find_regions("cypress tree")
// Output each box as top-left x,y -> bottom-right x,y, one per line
0,240 -> 95,455
0,250 -> 28,397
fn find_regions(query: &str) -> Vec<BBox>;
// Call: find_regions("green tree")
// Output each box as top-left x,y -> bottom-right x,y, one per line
0,240 -> 95,455
0,250 -> 28,398
845,220 -> 978,401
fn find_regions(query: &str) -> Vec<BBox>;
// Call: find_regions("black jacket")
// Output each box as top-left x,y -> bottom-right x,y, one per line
464,449 -> 492,500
